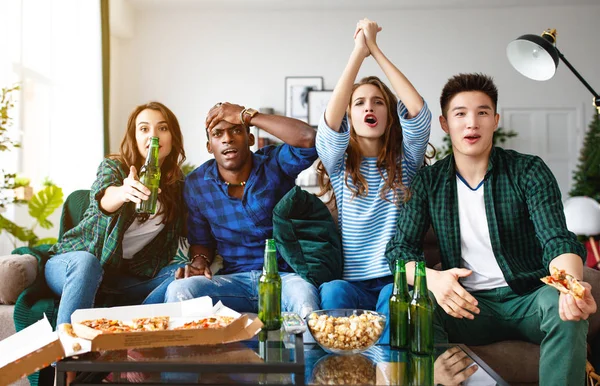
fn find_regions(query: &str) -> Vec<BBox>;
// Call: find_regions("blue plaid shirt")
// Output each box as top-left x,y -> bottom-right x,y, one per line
184,144 -> 318,274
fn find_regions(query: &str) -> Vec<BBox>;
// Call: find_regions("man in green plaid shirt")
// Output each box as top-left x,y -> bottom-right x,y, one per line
385,73 -> 596,385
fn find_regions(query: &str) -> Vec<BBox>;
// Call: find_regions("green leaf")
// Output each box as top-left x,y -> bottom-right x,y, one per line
0,213 -> 36,242
28,185 -> 64,222
34,237 -> 57,247
38,218 -> 54,229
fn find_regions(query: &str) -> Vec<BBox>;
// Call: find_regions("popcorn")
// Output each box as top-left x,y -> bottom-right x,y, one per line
307,311 -> 384,351
311,354 -> 376,385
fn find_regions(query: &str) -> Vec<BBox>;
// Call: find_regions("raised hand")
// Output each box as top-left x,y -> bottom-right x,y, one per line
121,165 -> 150,204
205,102 -> 245,131
559,281 -> 597,321
428,268 -> 480,319
356,18 -> 382,50
353,28 -> 370,58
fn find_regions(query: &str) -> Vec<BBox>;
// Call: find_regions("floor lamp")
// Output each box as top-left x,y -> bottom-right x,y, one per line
507,28 -> 600,114
564,196 -> 600,269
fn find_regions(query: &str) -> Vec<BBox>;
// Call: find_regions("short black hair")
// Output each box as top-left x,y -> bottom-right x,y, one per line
205,123 -> 250,139
440,73 -> 498,117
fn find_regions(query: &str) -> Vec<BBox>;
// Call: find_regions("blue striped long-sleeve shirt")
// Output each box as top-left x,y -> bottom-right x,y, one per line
316,100 -> 431,281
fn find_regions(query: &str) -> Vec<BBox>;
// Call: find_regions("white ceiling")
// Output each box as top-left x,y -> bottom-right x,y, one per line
127,0 -> 600,11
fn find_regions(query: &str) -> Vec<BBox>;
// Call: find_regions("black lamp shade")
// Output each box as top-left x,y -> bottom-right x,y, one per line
507,34 -> 560,81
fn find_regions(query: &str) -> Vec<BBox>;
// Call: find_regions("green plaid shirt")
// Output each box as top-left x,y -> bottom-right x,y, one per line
385,147 -> 585,295
50,158 -> 184,278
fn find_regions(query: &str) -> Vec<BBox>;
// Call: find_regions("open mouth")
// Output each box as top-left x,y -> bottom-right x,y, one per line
464,134 -> 481,143
364,114 -> 378,128
222,148 -> 239,158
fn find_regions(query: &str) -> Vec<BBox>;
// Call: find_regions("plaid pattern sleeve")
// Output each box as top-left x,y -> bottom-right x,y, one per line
521,155 -> 586,269
51,158 -> 183,278
385,169 -> 432,269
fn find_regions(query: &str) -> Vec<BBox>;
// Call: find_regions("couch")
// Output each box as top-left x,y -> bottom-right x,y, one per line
422,228 -> 600,385
0,253 -> 37,386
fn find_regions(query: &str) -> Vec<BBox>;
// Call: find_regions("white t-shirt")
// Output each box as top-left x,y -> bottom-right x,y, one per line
122,202 -> 165,259
456,174 -> 508,291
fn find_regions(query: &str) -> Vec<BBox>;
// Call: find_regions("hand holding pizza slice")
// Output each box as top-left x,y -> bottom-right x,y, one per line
540,267 -> 585,300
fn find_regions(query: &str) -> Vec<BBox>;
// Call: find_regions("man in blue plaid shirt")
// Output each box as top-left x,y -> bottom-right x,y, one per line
165,102 -> 319,319
385,73 -> 597,385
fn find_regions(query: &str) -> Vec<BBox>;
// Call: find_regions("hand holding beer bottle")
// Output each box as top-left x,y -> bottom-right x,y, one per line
136,136 -> 161,214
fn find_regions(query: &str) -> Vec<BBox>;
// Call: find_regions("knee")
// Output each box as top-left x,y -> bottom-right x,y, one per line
68,252 -> 102,278
165,277 -> 207,303
319,280 -> 351,297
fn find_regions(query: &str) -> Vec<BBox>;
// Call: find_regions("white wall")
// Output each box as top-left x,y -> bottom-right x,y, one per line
110,4 -> 600,181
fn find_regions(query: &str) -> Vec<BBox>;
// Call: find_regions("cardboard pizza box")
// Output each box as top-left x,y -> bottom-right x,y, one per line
0,315 -> 89,386
0,297 -> 263,386
69,296 -> 263,351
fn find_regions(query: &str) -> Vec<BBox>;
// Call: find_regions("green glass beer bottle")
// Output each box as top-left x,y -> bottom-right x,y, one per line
410,261 -> 434,355
409,353 -> 434,386
135,136 -> 160,214
258,239 -> 282,330
390,258 -> 411,349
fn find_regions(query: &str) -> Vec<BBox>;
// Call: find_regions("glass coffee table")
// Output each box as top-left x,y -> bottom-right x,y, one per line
305,343 -> 509,385
55,329 -> 305,385
56,330 -> 508,385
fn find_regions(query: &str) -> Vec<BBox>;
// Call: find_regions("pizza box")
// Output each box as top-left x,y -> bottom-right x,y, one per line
0,315 -> 88,386
0,297 -> 262,386
69,296 -> 263,351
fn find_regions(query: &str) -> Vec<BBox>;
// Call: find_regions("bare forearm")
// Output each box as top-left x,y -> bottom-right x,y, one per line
325,49 -> 365,131
99,186 -> 126,213
550,253 -> 584,281
250,113 -> 315,148
369,45 -> 423,118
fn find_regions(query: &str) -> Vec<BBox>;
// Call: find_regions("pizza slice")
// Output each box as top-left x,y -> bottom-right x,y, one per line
79,318 -> 133,333
131,316 -> 170,331
175,315 -> 236,330
540,267 -> 585,300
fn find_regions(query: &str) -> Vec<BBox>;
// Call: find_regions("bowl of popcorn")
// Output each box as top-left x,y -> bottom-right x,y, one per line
306,309 -> 386,355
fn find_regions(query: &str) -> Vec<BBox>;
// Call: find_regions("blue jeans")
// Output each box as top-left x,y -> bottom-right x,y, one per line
164,271 -> 319,319
45,251 -> 184,325
319,277 -> 393,344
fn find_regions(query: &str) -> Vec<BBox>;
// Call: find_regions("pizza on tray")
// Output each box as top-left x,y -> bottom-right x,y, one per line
79,316 -> 170,333
540,267 -> 585,300
175,316 -> 236,330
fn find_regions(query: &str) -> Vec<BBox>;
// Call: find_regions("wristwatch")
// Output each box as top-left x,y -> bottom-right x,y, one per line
241,108 -> 259,128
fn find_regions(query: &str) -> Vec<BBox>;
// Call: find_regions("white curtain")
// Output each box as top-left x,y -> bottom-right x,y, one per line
0,0 -> 104,253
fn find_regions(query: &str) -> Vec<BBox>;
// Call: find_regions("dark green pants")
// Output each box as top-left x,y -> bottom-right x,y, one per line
432,285 -> 588,386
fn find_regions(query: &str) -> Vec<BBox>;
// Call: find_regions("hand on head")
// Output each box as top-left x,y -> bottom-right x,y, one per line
206,102 -> 245,131
429,268 -> 480,319
434,346 -> 478,386
121,166 -> 151,204
559,281 -> 597,321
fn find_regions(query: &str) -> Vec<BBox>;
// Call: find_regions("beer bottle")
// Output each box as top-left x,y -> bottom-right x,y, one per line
410,353 -> 434,386
389,258 -> 411,349
135,136 -> 161,214
410,261 -> 434,355
389,349 -> 409,385
258,239 -> 282,330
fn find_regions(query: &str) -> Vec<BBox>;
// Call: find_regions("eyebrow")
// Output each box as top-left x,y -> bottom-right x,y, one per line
137,120 -> 168,126
353,96 -> 385,103
451,105 -> 493,112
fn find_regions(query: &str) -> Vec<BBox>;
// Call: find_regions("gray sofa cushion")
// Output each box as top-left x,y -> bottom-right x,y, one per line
0,254 -> 37,304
